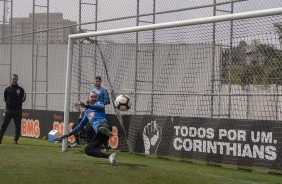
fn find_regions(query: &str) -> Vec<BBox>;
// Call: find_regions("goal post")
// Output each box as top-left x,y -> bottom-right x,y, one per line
63,8 -> 282,152
63,37 -> 74,151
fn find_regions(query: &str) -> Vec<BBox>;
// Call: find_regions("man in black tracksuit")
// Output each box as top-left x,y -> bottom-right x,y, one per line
0,74 -> 26,144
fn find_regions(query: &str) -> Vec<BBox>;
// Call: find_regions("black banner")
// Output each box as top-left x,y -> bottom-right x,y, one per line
0,109 -> 129,150
132,116 -> 282,170
0,109 -> 67,139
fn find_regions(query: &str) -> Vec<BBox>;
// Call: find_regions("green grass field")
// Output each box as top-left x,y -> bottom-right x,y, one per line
0,136 -> 281,184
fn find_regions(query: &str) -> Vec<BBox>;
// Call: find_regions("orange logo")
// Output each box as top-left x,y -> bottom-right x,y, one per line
88,112 -> 94,121
21,119 -> 40,138
53,121 -> 75,143
108,126 -> 118,149
22,112 -> 30,117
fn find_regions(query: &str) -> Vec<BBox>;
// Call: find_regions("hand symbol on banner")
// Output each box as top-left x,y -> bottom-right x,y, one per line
143,121 -> 162,155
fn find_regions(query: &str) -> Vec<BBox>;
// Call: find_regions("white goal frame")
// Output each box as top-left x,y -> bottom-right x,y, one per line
63,7 -> 282,152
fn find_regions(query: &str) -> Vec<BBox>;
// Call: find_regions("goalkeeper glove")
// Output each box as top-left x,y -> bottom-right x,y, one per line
59,134 -> 69,139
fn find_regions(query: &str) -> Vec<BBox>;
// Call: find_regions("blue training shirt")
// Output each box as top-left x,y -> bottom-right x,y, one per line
91,87 -> 110,105
68,101 -> 108,136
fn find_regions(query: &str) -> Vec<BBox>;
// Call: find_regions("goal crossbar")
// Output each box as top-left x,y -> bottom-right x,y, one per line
70,8 -> 282,39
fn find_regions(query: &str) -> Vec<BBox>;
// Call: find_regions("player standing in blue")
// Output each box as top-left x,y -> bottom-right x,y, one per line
59,91 -> 117,165
91,76 -> 110,105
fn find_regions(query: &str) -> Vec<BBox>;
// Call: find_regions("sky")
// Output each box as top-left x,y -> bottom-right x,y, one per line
0,0 -> 282,45
1,0 -> 282,26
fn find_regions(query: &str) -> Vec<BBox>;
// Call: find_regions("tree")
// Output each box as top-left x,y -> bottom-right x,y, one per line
274,23 -> 282,45
221,41 -> 282,85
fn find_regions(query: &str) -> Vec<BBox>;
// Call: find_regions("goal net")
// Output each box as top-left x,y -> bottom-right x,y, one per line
63,8 -> 282,170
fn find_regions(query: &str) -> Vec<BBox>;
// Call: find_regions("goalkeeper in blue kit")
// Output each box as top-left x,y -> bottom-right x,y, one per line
60,91 -> 116,165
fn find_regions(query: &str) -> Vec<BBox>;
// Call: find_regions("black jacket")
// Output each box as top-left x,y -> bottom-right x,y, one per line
3,84 -> 26,110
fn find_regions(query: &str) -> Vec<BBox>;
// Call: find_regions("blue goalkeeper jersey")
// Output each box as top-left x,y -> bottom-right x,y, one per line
68,101 -> 108,136
91,87 -> 110,105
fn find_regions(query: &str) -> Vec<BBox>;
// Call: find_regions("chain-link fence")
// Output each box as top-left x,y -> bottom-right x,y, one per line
1,0 -> 282,110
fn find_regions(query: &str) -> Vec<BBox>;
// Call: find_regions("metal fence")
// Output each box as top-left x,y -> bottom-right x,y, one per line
1,0 -> 282,111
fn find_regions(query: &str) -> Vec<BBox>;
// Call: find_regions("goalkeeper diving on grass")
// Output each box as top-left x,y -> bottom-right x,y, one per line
59,91 -> 117,165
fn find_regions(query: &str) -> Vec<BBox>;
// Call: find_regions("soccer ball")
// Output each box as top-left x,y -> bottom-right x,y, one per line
114,95 -> 132,111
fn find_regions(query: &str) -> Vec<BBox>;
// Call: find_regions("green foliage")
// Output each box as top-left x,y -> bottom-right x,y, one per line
0,136 -> 281,184
222,43 -> 282,85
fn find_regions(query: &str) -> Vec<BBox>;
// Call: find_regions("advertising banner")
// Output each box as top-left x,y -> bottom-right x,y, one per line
133,116 -> 282,170
1,108 -> 281,170
0,109 -> 129,150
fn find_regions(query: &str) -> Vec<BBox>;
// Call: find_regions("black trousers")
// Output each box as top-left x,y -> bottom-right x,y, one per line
0,110 -> 22,141
72,123 -> 95,144
84,123 -> 111,158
